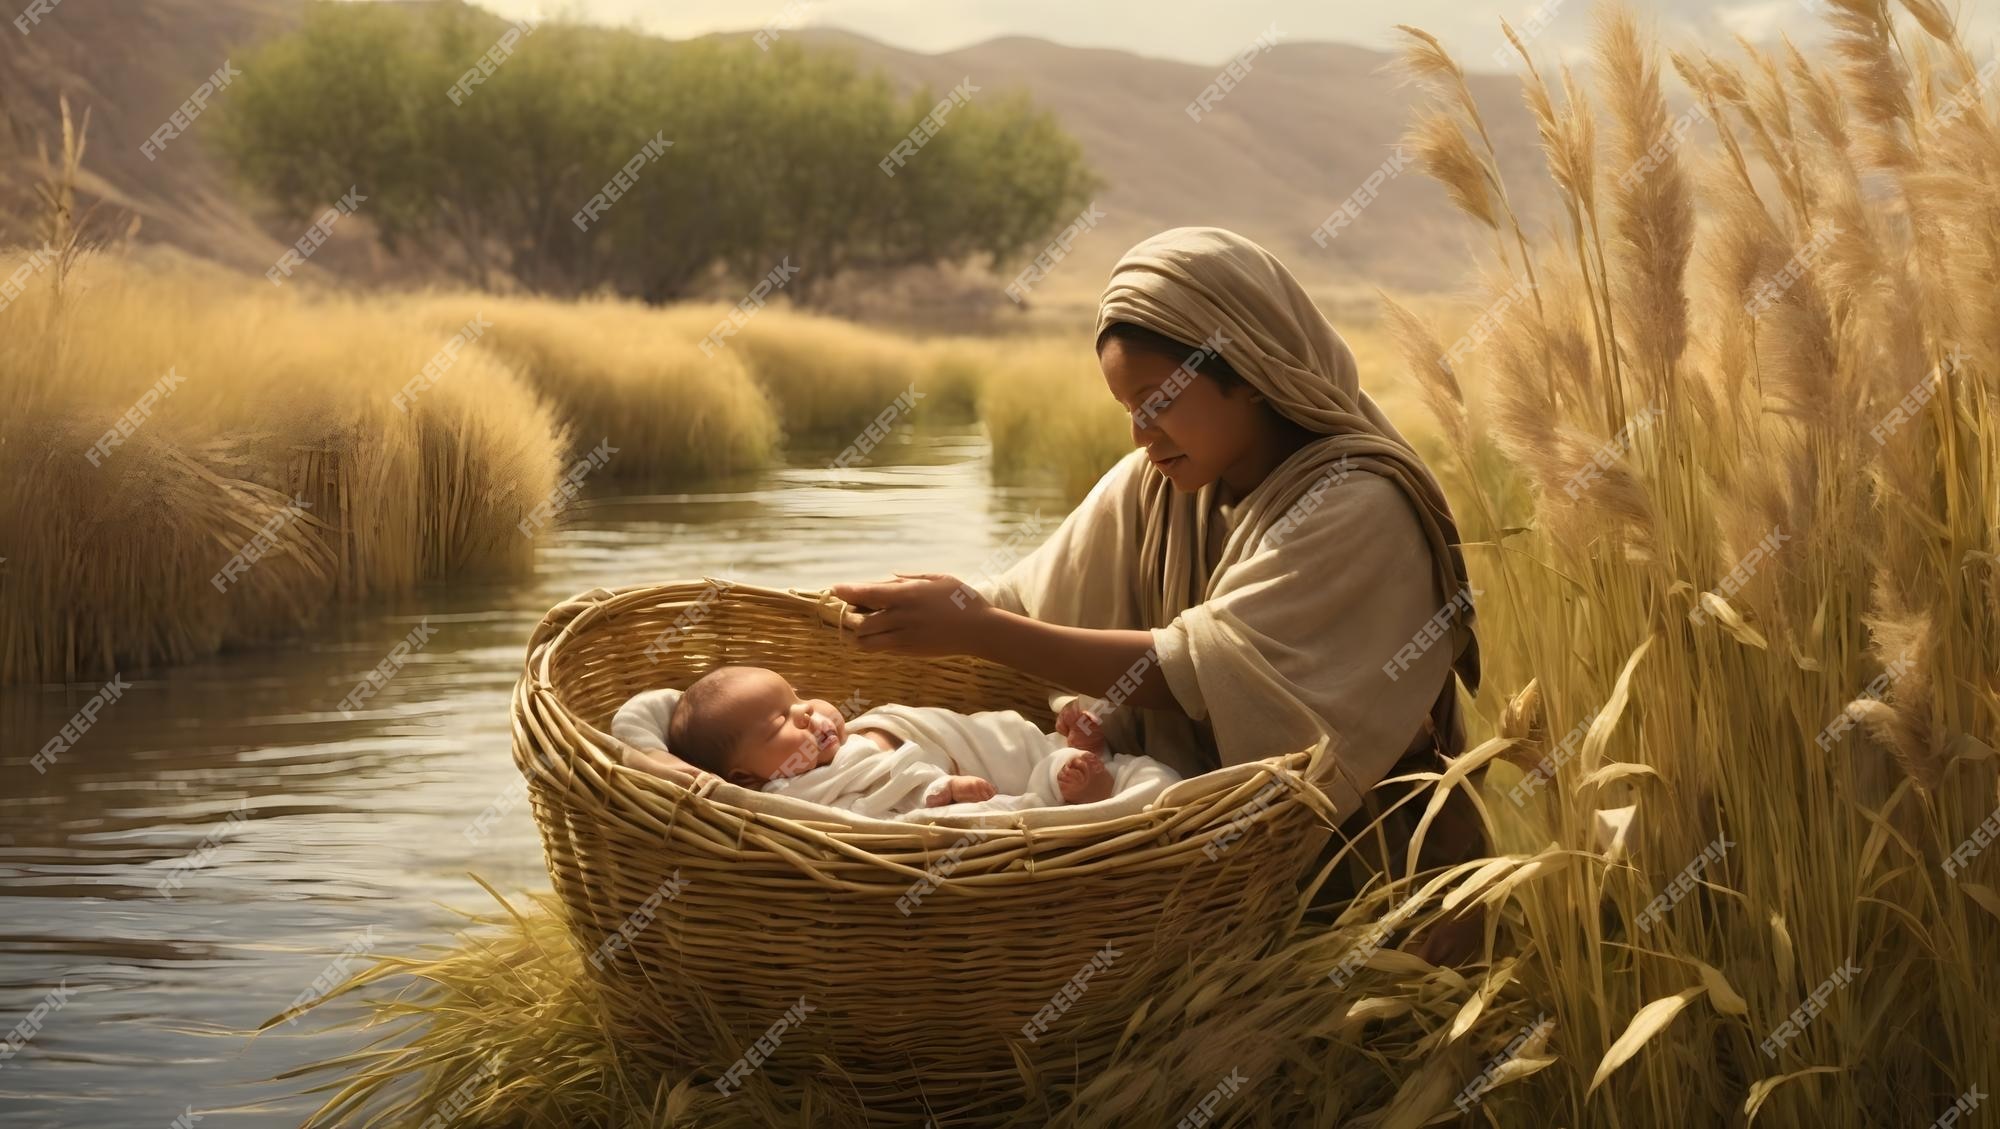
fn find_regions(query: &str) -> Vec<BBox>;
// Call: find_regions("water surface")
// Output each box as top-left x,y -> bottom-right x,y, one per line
0,424 -> 1057,1127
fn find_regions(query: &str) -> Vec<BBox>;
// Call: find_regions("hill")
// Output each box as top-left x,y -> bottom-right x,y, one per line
0,1 -> 1547,311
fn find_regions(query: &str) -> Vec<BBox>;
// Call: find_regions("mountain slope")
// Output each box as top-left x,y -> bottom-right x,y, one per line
1,2 -> 1544,300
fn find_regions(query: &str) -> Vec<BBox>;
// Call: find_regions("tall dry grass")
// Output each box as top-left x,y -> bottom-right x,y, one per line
275,3 -> 1999,1126
0,255 -> 569,684
0,249 -> 1071,684
1365,0 -> 2000,1122
414,294 -> 783,481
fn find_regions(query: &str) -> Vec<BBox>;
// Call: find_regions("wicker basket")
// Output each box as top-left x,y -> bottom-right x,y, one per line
510,578 -> 1339,1122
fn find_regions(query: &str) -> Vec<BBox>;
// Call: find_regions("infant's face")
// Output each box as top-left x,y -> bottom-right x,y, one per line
716,667 -> 846,784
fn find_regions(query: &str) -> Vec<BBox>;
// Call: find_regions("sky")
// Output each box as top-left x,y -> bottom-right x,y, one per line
451,0 -> 1999,70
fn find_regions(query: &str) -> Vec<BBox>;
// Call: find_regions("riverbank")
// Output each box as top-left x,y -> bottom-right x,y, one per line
0,248 -> 1427,688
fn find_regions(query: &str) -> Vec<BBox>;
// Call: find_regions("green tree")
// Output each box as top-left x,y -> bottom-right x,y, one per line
216,4 -> 1099,304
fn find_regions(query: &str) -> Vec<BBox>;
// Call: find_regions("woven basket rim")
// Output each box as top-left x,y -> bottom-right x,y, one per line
514,577 -> 1345,842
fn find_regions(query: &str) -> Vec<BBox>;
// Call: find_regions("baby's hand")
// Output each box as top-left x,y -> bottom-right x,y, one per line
925,775 -> 998,806
1056,701 -> 1106,752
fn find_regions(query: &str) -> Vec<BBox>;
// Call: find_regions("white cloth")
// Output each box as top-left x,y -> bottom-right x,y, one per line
610,690 -> 1180,824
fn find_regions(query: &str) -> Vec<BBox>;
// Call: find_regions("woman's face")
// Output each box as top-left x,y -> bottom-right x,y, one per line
1099,336 -> 1270,493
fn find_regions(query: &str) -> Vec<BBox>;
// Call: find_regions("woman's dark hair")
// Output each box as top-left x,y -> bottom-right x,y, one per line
1095,321 -> 1247,390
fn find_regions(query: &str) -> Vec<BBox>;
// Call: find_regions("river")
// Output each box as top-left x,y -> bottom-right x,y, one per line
0,424 -> 1059,1127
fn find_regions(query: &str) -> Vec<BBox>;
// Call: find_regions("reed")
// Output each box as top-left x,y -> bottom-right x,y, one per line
416,294 -> 783,482
0,255 -> 566,684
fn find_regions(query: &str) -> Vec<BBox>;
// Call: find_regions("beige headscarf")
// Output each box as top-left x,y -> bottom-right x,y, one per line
980,226 -> 1480,814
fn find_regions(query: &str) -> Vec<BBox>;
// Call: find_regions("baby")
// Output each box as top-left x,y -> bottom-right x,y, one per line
642,665 -> 1175,818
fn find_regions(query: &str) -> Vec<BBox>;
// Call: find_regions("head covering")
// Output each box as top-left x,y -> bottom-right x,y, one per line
1096,226 -> 1481,701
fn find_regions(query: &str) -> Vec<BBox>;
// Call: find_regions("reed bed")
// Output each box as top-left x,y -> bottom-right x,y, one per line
647,302 -> 953,442
414,295 -> 784,481
275,3 -> 2000,1126
0,255 -> 567,685
0,250 -> 1048,684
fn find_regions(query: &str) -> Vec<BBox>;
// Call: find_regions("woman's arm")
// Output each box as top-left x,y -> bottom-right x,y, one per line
972,608 -> 1181,713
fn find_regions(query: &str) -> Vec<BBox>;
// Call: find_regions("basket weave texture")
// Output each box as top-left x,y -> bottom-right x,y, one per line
510,578 -> 1336,1121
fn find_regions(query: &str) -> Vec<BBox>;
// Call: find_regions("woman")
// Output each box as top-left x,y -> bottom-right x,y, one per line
831,227 -> 1481,838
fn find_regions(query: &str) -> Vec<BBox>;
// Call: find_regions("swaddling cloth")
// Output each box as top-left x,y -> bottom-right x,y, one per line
762,703 -> 1177,820
609,689 -> 1179,823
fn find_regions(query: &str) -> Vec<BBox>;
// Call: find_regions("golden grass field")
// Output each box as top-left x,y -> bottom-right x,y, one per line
9,2 -> 2000,1125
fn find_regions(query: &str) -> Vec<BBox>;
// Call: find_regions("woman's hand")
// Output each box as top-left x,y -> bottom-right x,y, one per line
1056,700 -> 1106,752
827,572 -> 993,657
